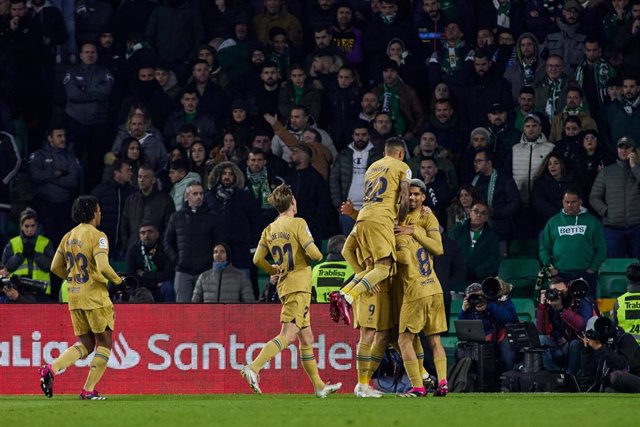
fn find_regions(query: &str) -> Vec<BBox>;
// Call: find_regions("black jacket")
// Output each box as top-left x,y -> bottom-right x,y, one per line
581,331 -> 640,384
424,171 -> 454,225
126,239 -> 175,291
121,189 -> 175,249
91,178 -> 136,251
434,234 -> 466,295
163,205 -> 226,275
531,172 -> 582,229
472,170 -> 521,240
286,165 -> 334,240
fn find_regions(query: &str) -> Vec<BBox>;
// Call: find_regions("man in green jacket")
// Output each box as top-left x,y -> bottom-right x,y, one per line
540,189 -> 607,299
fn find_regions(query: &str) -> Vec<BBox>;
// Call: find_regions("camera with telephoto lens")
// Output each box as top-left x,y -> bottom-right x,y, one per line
568,278 -> 589,299
467,293 -> 486,308
481,277 -> 512,300
1,275 -> 48,294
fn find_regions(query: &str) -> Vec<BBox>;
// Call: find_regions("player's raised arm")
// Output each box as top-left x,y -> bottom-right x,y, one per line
397,180 -> 410,223
50,249 -> 67,280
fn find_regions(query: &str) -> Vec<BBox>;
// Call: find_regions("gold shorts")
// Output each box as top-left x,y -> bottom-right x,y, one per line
354,220 -> 396,263
70,306 -> 115,336
399,294 -> 447,336
280,292 -> 311,328
353,285 -> 393,331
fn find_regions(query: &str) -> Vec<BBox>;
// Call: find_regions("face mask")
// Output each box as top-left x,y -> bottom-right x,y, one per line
213,261 -> 228,271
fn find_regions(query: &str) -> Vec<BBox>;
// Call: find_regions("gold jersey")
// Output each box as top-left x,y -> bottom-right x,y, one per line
395,233 -> 443,303
357,156 -> 412,224
257,216 -> 316,297
57,224 -> 113,311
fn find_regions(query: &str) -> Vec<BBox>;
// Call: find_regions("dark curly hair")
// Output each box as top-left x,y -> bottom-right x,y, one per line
71,196 -> 99,224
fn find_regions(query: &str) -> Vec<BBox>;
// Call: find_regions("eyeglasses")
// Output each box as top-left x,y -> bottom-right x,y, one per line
471,209 -> 489,216
473,159 -> 486,164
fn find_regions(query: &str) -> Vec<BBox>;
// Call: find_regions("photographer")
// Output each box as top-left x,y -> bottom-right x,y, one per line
581,317 -> 640,393
1,208 -> 54,301
536,277 -> 596,376
459,280 -> 519,372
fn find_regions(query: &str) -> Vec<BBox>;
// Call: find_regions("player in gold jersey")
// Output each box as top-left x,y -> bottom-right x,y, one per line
337,139 -> 411,316
394,180 -> 448,397
38,196 -> 123,400
241,184 -> 342,397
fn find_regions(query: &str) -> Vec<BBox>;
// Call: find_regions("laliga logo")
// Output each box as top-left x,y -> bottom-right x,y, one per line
107,333 -> 140,370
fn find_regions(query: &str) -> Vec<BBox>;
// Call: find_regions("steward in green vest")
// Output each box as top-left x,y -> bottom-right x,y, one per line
311,235 -> 354,303
2,208 -> 53,297
615,263 -> 640,344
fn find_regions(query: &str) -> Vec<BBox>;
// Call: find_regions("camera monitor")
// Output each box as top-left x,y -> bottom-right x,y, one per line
454,320 -> 487,342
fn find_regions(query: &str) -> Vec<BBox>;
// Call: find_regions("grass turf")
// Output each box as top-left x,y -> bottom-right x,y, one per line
0,393 -> 631,427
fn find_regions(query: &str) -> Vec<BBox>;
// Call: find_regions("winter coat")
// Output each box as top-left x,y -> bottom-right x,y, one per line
504,32 -> 544,101
125,240 -> 175,290
603,99 -> 640,150
329,143 -> 381,208
371,80 -> 424,136
163,205 -> 226,275
204,161 -> 260,269
531,172 -> 581,229
463,68 -> 514,129
542,20 -> 587,75
27,144 -> 81,203
112,129 -> 168,172
63,63 -> 114,125
539,207 -> 606,272
510,136 -> 555,206
327,84 -> 362,151
590,159 -> 640,228
192,264 -> 255,303
271,122 -> 336,164
252,5 -> 303,48
286,166 -> 333,240
549,110 -> 598,143
120,189 -> 175,249
450,221 -> 501,282
163,110 -> 218,149
145,1 -> 204,63
471,171 -> 521,240
277,80 -> 323,123
0,132 -> 20,211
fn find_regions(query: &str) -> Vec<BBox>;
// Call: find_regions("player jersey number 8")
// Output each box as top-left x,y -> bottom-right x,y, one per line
416,247 -> 432,279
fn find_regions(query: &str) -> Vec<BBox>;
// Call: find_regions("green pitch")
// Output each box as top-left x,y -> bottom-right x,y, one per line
0,394 -> 632,427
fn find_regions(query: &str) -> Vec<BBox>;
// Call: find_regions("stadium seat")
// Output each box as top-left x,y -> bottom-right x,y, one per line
597,258 -> 637,298
598,277 -> 629,299
508,239 -> 539,259
498,258 -> 541,298
512,298 -> 536,323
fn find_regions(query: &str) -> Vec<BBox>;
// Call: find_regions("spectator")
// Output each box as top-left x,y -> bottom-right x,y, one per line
253,0 -> 303,49
409,130 -> 457,190
246,61 -> 281,116
210,131 -> 249,166
168,159 -> 201,211
590,136 -> 640,258
572,130 -> 615,202
242,148 -> 284,233
329,122 -> 380,234
185,59 -> 230,128
603,77 -> 640,150
90,159 -> 136,257
224,98 -> 260,149
112,112 -> 168,172
574,38 -> 616,120
471,150 -> 520,245
513,87 -> 540,131
485,103 -> 521,169
549,86 -> 598,143
192,242 -> 255,303
63,42 -> 114,191
242,129 -> 290,178
463,49 -> 513,130
446,184 -> 479,233
27,126 -> 81,246
371,58 -> 423,140
477,0 -> 525,37
285,144 -> 333,241
420,157 -> 453,225
363,0 -> 415,65
164,89 -> 218,149
107,137 -> 145,185
120,164 -> 175,249
189,141 -> 209,183
434,227 -> 466,323
331,2 -> 364,66
357,91 -> 380,124
265,25 -> 299,79
278,64 -> 322,123
271,105 -> 336,163
205,161 -> 259,276
505,33 -> 543,101
540,189 -> 606,299
0,129 -> 20,249
532,154 -> 581,229
423,98 -> 467,159
459,281 -> 519,373
125,221 -> 175,302
164,181 -> 226,302
154,64 -> 182,102
414,0 -> 449,61
536,277 -> 594,375
542,0 -> 587,75
145,0 -> 204,76
1,208 -> 54,300
327,65 -> 362,151
551,116 -> 583,162
450,201 -> 501,283
533,55 -> 575,120
75,0 -> 113,47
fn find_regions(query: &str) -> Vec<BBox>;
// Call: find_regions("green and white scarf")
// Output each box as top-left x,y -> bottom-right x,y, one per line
472,169 -> 497,207
494,0 -> 511,28
575,60 -> 615,104
247,168 -> 271,210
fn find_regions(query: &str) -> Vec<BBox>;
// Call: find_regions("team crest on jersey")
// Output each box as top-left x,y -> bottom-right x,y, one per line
98,237 -> 108,249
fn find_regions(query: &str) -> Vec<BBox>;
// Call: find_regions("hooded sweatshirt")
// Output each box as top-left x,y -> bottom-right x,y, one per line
539,207 -> 606,272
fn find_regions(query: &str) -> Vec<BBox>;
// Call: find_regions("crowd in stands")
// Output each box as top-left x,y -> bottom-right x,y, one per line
1,0 -> 640,306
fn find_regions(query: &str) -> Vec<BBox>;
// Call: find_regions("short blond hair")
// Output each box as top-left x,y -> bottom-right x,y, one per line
268,184 -> 294,213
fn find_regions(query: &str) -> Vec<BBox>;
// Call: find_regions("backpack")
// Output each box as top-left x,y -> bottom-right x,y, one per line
372,348 -> 413,393
447,357 -> 475,393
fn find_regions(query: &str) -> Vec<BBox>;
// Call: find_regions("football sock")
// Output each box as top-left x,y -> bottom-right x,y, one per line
403,359 -> 423,389
250,335 -> 287,374
368,342 -> 387,382
413,336 -> 429,378
434,356 -> 447,383
299,345 -> 325,390
83,346 -> 110,392
356,342 -> 372,385
52,342 -> 88,374
345,264 -> 391,301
